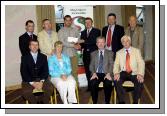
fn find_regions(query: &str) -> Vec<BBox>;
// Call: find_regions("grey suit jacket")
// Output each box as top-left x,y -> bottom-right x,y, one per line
89,49 -> 114,76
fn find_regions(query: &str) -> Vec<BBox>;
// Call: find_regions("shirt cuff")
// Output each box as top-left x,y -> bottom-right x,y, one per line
29,82 -> 34,85
40,79 -> 45,82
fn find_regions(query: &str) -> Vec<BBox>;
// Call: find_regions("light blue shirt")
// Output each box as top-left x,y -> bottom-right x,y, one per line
30,51 -> 38,63
48,54 -> 72,78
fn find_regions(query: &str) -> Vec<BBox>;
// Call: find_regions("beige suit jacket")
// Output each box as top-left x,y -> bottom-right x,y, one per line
113,47 -> 145,76
38,30 -> 58,56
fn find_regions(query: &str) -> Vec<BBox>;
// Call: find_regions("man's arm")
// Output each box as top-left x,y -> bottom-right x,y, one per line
20,56 -> 31,82
89,52 -> 95,76
40,55 -> 49,80
136,49 -> 145,76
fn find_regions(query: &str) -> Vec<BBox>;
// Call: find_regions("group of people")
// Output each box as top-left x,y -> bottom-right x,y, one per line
19,13 -> 145,104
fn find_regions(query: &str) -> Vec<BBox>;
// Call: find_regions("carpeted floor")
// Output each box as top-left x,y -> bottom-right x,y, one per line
5,60 -> 155,104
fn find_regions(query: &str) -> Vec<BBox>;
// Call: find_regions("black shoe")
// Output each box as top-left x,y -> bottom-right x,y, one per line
133,102 -> 138,104
72,103 -> 78,104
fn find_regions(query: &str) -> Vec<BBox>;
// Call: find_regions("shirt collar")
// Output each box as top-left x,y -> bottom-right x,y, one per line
124,47 -> 131,53
27,32 -> 33,36
87,27 -> 92,32
98,49 -> 105,54
30,51 -> 38,56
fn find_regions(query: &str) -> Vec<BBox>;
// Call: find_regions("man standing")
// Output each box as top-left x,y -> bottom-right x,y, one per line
81,17 -> 101,90
20,40 -> 53,104
113,35 -> 145,104
58,15 -> 81,80
19,20 -> 38,56
89,36 -> 114,104
38,19 -> 58,57
125,15 -> 144,56
102,13 -> 124,60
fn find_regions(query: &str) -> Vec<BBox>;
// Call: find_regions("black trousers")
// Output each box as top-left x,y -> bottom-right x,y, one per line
115,71 -> 143,104
90,73 -> 113,104
83,51 -> 91,89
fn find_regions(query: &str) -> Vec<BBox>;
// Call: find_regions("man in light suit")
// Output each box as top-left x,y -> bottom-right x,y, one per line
113,35 -> 145,104
38,19 -> 58,57
89,36 -> 114,104
125,16 -> 144,56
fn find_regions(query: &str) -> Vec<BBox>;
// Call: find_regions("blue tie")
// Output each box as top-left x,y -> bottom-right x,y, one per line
33,55 -> 37,63
98,51 -> 103,73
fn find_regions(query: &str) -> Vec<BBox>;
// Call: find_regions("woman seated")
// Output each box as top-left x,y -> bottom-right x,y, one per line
48,41 -> 77,104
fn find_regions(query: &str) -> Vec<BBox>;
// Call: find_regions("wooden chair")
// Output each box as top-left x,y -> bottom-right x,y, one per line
114,81 -> 140,104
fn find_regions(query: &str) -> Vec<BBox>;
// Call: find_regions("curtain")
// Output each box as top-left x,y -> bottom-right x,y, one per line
36,5 -> 56,33
93,5 -> 105,30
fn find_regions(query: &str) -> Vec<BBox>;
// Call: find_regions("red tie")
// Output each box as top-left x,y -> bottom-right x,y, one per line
107,26 -> 112,47
126,50 -> 132,73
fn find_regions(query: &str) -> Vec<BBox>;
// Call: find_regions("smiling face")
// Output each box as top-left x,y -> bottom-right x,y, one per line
96,38 -> 106,50
29,41 -> 39,53
122,37 -> 131,49
26,22 -> 34,33
85,19 -> 93,29
64,17 -> 72,27
43,20 -> 52,31
129,16 -> 137,29
55,44 -> 63,54
108,16 -> 116,25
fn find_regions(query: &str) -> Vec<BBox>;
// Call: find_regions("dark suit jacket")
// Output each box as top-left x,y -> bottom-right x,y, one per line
89,49 -> 114,76
81,28 -> 101,53
20,52 -> 48,82
19,32 -> 37,56
102,25 -> 124,53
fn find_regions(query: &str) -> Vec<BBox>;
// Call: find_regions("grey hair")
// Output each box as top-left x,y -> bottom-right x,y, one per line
121,35 -> 131,43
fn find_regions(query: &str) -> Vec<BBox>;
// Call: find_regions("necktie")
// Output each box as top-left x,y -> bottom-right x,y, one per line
126,50 -> 132,73
87,29 -> 90,38
30,35 -> 33,40
107,26 -> 112,47
33,55 -> 37,63
98,51 -> 103,73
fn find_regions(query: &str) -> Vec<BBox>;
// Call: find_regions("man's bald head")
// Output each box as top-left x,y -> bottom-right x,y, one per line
129,15 -> 137,29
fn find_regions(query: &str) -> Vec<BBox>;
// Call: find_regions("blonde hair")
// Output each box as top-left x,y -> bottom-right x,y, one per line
121,35 -> 131,43
54,41 -> 63,48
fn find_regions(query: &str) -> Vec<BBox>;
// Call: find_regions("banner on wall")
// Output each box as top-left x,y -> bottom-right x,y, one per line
64,5 -> 93,32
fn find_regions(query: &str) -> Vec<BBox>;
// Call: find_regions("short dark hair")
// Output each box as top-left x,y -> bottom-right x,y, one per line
96,36 -> 106,42
29,39 -> 39,45
25,20 -> 34,26
85,17 -> 93,22
108,13 -> 116,18
42,19 -> 51,24
64,15 -> 72,21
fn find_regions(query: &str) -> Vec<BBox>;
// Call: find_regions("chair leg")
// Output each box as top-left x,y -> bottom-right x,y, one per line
114,87 -> 117,104
54,88 -> 57,104
26,100 -> 29,104
50,96 -> 53,104
138,99 -> 140,104
75,85 -> 79,104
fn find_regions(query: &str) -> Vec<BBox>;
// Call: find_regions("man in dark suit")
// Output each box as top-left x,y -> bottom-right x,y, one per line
19,20 -> 38,56
20,40 -> 53,104
102,13 -> 124,59
89,36 -> 114,104
81,17 -> 101,91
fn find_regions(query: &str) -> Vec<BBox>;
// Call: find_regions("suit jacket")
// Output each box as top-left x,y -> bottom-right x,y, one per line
102,24 -> 124,53
113,47 -> 145,76
48,54 -> 72,78
81,28 -> 101,53
125,26 -> 144,56
19,32 -> 37,56
37,30 -> 58,56
20,52 -> 48,82
89,49 -> 114,76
